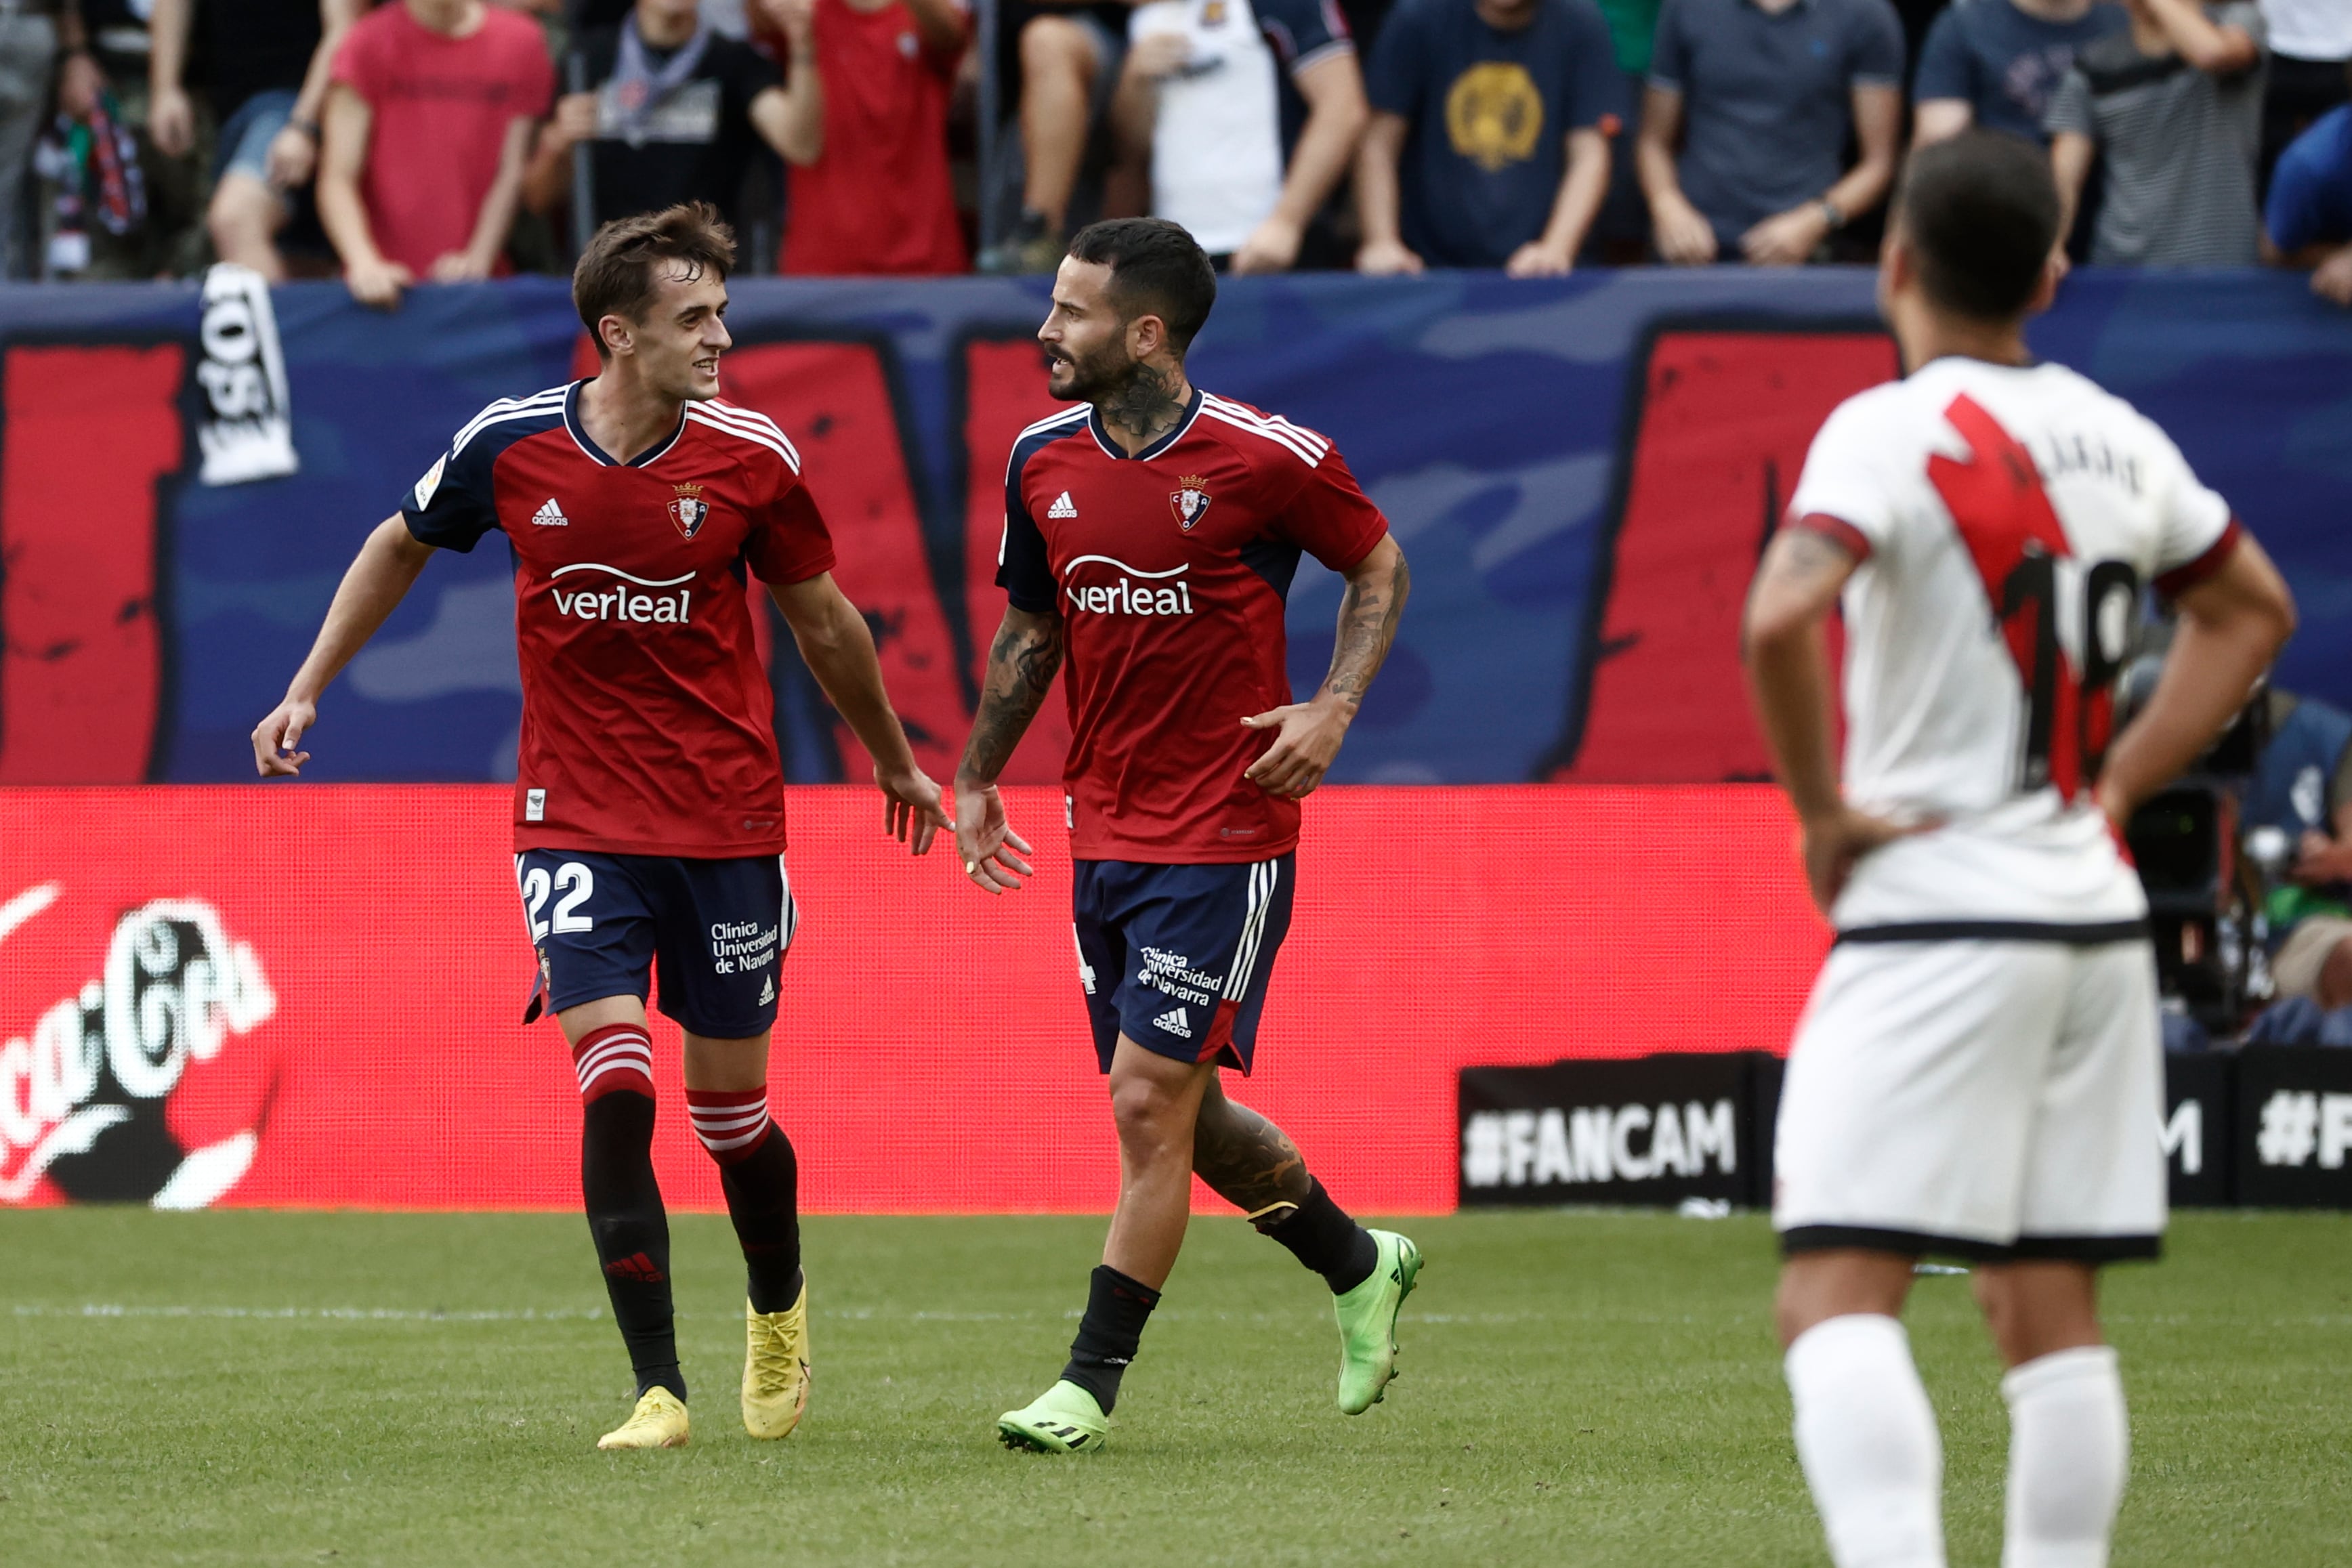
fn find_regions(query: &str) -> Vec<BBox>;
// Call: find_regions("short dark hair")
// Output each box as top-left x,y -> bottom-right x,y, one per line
573,203 -> 737,356
1066,218 -> 1218,356
1896,131 -> 2061,322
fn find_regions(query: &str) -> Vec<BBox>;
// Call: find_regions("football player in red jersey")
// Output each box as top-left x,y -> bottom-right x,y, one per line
953,218 -> 1419,1454
252,204 -> 949,1452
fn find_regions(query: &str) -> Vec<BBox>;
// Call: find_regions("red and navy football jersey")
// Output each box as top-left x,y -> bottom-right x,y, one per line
997,387 -> 1388,863
402,380 -> 833,857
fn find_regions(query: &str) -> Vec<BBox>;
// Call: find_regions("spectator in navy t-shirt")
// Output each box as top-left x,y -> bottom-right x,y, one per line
1637,0 -> 1904,265
1356,0 -> 1622,274
1912,0 -> 2129,144
2265,101 -> 2352,303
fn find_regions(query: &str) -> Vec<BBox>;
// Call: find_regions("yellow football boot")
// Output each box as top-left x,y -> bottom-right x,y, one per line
597,1386 -> 689,1450
742,1284 -> 811,1439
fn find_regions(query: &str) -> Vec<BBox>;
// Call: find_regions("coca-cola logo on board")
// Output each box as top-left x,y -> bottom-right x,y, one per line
0,885 -> 277,1206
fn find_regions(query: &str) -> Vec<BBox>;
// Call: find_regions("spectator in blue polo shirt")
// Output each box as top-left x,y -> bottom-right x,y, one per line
1912,0 -> 2130,144
1636,0 -> 1905,265
2266,100 -> 2352,303
1356,0 -> 1622,274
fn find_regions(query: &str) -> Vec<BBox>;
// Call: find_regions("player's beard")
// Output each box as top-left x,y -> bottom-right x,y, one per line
1047,338 -> 1135,405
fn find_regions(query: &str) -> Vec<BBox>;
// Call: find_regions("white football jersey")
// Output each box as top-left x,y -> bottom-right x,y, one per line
1786,356 -> 2240,929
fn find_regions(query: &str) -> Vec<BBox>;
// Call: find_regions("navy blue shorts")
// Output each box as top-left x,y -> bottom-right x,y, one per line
1072,855 -> 1295,1074
516,851 -> 798,1038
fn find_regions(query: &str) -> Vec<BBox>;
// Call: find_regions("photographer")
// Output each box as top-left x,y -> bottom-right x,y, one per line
2248,687 -> 2352,1013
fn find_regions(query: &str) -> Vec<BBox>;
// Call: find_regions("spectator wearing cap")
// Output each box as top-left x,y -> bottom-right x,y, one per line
1356,0 -> 1620,275
1114,0 -> 1368,272
1637,0 -> 1904,266
2046,0 -> 2267,266
320,0 -> 554,307
780,0 -> 970,274
1912,0 -> 2129,144
148,0 -> 361,282
2257,0 -> 2351,194
523,0 -> 822,241
2265,89 -> 2352,301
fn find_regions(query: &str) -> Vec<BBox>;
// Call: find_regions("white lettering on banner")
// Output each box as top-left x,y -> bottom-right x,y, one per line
0,893 -> 277,1206
1461,1101 -> 1741,1189
2160,1100 -> 2202,1177
194,263 -> 299,486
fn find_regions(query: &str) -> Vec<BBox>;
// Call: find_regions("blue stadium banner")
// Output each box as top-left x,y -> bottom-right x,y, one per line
0,270 -> 2345,786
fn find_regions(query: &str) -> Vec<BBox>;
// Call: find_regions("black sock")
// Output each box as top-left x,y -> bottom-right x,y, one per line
581,1090 -> 685,1401
719,1125 -> 804,1314
1059,1265 -> 1160,1414
1257,1178 -> 1379,1294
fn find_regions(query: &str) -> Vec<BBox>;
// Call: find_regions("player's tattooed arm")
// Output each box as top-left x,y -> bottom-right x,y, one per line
1192,1086 -> 1314,1219
953,607 -> 1064,891
1242,534 -> 1410,799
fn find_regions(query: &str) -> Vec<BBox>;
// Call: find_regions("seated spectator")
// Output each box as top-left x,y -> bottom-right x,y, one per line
320,0 -> 553,308
2248,687 -> 2352,1012
2258,0 -> 2351,194
1913,0 -> 2128,144
983,1 -> 1139,274
1637,0 -> 1904,266
148,0 -> 360,282
1356,0 -> 1619,275
524,0 -> 820,244
1114,0 -> 1368,272
780,0 -> 970,275
2266,91 -> 2352,301
2046,0 -> 2267,267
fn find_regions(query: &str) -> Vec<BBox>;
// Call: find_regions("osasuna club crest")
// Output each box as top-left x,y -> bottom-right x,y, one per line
668,482 -> 709,539
1170,475 -> 1213,531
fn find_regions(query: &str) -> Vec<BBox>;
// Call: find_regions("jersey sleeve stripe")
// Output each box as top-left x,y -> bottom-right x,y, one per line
1201,404 -> 1322,466
451,387 -> 568,455
2152,515 -> 2244,599
685,406 -> 799,471
692,402 -> 804,470
1790,511 -> 1874,562
1203,394 -> 1330,454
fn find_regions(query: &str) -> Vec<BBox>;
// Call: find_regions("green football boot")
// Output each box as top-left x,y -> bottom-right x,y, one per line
996,1379 -> 1110,1454
1334,1229 -> 1421,1415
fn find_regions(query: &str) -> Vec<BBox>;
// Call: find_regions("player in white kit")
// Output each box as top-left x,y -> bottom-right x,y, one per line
1743,131 -> 2296,1568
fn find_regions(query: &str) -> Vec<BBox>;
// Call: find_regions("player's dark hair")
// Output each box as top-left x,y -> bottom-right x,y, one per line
573,203 -> 737,357
1896,131 -> 2061,323
1066,218 -> 1218,356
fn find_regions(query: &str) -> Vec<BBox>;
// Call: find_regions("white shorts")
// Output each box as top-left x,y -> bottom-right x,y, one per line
1773,931 -> 2166,1263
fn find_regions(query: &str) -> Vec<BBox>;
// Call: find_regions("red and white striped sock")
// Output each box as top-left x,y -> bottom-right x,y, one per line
572,1022 -> 654,1103
686,1087 -> 773,1164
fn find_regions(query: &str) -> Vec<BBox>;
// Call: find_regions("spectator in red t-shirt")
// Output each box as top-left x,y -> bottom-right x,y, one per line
777,0 -> 970,274
320,0 -> 555,307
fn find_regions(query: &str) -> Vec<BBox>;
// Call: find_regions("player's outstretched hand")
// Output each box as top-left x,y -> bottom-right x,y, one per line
952,781 -> 1034,893
877,764 -> 950,855
1798,805 -> 1931,914
1240,698 -> 1349,800
251,697 -> 317,778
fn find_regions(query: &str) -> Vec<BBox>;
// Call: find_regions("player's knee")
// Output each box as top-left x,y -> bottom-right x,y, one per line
1107,1075 -> 1188,1157
573,1021 -> 656,1105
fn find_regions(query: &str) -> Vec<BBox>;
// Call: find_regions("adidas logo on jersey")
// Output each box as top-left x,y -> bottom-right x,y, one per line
1151,1007 -> 1192,1040
1047,491 -> 1078,519
532,499 -> 569,527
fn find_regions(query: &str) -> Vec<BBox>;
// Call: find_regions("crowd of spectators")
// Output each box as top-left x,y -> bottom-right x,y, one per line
0,0 -> 2345,304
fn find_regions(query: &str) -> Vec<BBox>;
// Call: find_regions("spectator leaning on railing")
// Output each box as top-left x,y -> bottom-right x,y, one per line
148,0 -> 360,282
1912,0 -> 2128,144
523,0 -> 821,240
778,0 -> 970,276
1636,0 -> 1904,266
1114,0 -> 1368,273
1356,0 -> 1620,276
2265,85 -> 2352,302
320,0 -> 552,308
2046,0 -> 2267,267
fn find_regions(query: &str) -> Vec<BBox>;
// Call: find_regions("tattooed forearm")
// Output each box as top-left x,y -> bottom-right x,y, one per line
1320,547 -> 1408,704
1193,1089 -> 1312,1218
957,608 -> 1064,786
1101,360 -> 1189,447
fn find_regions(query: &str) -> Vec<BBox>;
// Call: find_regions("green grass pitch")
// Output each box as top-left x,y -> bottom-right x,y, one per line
3,1209 -> 2348,1567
